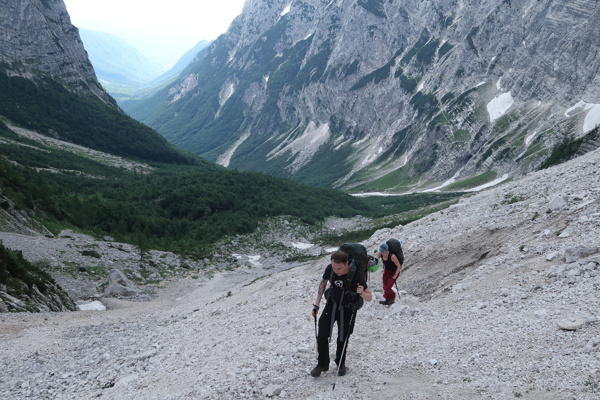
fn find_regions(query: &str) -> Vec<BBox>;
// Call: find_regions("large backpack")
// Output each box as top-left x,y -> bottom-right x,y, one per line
386,238 -> 405,265
338,243 -> 368,281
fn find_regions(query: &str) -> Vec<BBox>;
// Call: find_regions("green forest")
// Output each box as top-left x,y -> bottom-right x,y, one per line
0,117 -> 464,258
0,69 -> 464,260
0,126 -> 367,257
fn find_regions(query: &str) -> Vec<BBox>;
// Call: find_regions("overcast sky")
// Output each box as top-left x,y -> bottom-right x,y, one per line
63,0 -> 246,66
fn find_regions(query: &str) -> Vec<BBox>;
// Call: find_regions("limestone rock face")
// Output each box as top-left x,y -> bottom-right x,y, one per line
0,0 -> 110,103
128,0 -> 600,190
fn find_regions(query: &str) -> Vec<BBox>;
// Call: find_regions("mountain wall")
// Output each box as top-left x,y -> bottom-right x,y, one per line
125,0 -> 600,191
0,0 -> 111,104
0,0 -> 196,163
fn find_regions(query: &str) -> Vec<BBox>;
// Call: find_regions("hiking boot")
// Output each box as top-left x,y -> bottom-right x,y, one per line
310,365 -> 328,377
379,298 -> 395,305
337,364 -> 347,376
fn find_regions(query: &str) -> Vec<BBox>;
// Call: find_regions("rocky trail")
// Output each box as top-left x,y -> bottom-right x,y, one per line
1,149 -> 600,399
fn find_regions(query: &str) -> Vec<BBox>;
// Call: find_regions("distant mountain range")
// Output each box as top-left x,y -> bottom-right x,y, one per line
121,0 -> 600,191
79,29 -> 210,102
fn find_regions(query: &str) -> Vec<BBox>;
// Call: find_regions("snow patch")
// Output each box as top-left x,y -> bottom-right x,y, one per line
584,104 -> 600,132
423,173 -> 510,193
281,4 -> 291,16
233,254 -> 262,267
291,242 -> 313,250
564,101 -> 600,133
496,77 -> 502,90
78,301 -> 106,311
564,100 -> 588,117
352,192 -> 406,197
464,174 -> 510,192
487,92 -> 514,122
217,131 -> 251,167
423,171 -> 461,192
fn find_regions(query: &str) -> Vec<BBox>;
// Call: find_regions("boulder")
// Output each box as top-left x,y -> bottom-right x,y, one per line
564,247 -> 599,263
548,195 -> 567,211
104,269 -> 140,297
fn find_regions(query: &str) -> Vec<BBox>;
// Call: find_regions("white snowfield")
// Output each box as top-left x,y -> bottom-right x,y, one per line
1,149 -> 600,399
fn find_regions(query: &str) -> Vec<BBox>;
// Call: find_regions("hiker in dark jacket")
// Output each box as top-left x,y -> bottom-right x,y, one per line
377,243 -> 402,305
310,250 -> 372,377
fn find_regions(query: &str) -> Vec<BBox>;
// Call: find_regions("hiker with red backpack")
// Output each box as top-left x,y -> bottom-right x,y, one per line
377,239 -> 404,305
310,250 -> 372,378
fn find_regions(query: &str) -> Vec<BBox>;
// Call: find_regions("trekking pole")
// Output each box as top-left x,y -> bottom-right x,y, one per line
313,313 -> 318,357
332,311 -> 356,391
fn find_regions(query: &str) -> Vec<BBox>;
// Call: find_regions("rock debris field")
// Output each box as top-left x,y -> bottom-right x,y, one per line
1,149 -> 600,399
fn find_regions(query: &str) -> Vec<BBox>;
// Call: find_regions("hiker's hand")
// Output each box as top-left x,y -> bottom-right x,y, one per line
356,284 -> 364,295
312,304 -> 319,317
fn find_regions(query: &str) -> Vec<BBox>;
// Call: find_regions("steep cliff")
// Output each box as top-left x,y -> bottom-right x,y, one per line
0,0 -> 194,163
0,0 -> 111,104
125,0 -> 600,191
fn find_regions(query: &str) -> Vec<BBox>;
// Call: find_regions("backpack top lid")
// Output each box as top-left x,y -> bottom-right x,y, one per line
386,238 -> 402,254
338,243 -> 368,279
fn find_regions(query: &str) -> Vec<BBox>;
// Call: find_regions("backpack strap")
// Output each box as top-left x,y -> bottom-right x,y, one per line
345,261 -> 356,290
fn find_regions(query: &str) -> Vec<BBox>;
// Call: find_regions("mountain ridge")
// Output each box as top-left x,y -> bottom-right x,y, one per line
124,0 -> 600,191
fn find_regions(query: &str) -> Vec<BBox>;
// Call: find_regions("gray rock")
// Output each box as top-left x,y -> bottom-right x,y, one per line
556,318 -> 585,331
564,247 -> 599,263
104,269 -> 140,297
548,196 -> 568,211
262,384 -> 283,397
546,265 -> 567,278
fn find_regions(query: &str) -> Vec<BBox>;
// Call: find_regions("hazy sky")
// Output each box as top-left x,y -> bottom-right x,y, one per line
63,0 -> 246,66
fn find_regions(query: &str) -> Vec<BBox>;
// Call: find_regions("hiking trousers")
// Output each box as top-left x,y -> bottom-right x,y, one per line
382,268 -> 397,301
316,300 -> 356,368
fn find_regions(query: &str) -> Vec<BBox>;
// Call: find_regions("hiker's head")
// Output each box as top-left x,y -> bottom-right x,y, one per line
331,250 -> 350,275
378,243 -> 389,254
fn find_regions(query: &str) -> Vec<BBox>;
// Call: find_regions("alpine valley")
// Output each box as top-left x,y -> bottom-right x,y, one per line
1,0 -> 396,311
1,2 -> 600,398
124,0 -> 600,191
